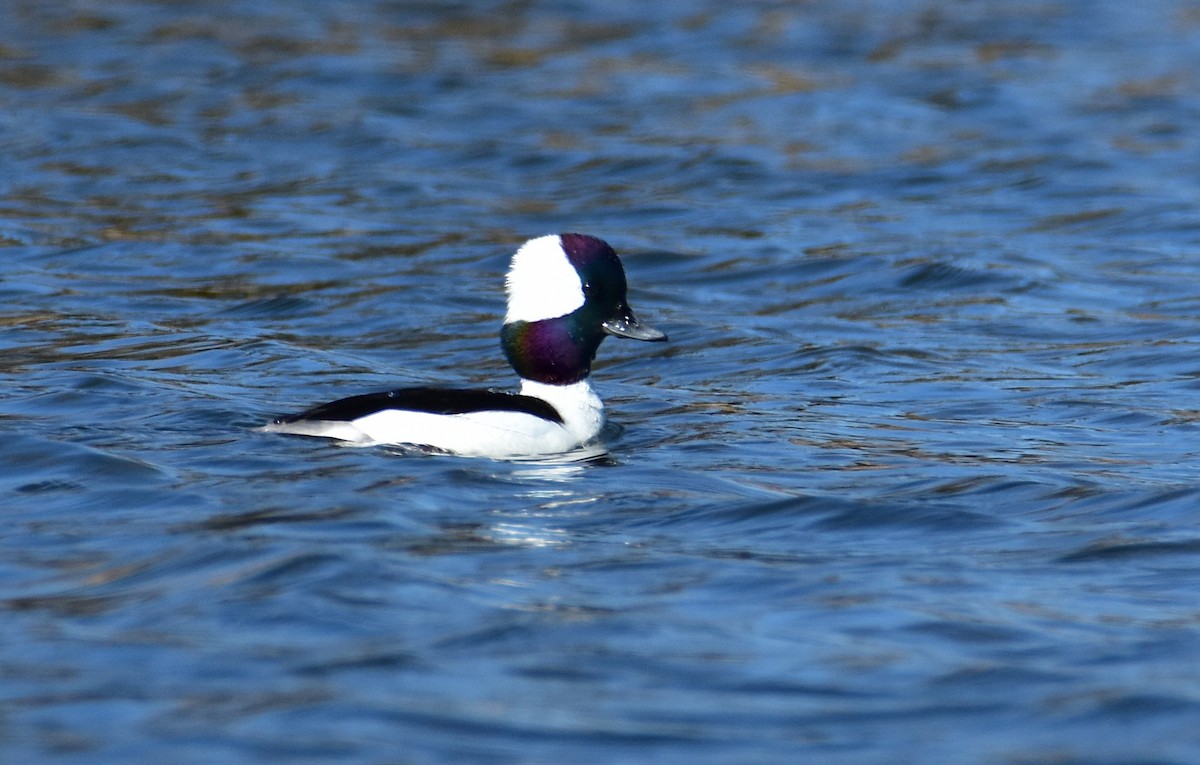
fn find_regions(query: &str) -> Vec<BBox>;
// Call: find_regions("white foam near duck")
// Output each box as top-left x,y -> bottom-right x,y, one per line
261,234 -> 666,458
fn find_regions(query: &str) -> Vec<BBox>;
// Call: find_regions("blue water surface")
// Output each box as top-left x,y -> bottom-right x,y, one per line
4,1 -> 1200,763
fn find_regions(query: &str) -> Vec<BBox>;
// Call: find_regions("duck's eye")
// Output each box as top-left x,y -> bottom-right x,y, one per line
582,281 -> 594,297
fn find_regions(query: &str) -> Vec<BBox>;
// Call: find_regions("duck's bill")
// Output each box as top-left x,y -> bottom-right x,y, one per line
603,306 -> 667,342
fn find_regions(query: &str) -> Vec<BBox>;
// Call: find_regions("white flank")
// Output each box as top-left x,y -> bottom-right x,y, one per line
258,420 -> 375,444
261,379 -> 606,459
504,234 -> 585,324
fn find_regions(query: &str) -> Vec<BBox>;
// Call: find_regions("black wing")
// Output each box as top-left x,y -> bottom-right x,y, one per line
273,386 -> 563,425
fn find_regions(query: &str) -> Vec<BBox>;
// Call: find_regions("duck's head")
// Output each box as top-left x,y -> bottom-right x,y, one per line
501,233 -> 666,385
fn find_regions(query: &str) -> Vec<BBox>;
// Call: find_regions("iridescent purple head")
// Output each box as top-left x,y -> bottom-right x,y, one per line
501,234 -> 666,385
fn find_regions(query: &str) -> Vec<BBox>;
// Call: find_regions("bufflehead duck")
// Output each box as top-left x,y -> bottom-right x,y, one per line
262,233 -> 666,458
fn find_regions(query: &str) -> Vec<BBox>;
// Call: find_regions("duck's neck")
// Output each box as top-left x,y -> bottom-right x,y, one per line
501,314 -> 605,386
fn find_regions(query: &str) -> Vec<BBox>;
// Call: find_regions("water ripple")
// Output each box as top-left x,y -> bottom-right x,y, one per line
5,1 -> 1200,763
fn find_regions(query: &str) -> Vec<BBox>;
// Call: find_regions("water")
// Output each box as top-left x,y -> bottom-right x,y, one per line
4,1 -> 1200,762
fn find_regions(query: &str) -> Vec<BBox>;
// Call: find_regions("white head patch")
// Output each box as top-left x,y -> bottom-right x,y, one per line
504,235 -> 586,324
